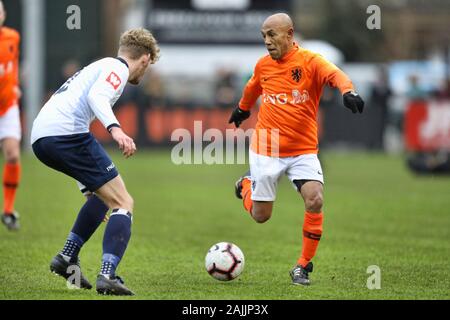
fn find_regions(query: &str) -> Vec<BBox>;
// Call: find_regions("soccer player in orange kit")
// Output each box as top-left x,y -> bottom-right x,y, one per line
229,13 -> 364,285
0,1 -> 22,231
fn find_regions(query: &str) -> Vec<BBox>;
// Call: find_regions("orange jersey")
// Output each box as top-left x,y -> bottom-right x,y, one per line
0,26 -> 20,116
239,43 -> 354,157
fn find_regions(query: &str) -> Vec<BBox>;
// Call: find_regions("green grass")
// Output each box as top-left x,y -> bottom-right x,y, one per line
0,150 -> 449,300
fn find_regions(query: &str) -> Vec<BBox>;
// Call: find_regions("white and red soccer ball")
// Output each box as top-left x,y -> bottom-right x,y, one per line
205,242 -> 245,281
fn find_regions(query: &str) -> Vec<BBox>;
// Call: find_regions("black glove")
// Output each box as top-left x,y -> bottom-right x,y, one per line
228,107 -> 251,128
343,91 -> 364,114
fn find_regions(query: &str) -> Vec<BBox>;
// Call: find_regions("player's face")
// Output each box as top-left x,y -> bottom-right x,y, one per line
129,54 -> 151,85
261,26 -> 292,60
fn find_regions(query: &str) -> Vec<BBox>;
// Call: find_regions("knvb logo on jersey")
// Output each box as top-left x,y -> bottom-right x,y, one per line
291,68 -> 302,82
262,90 -> 310,105
106,72 -> 122,90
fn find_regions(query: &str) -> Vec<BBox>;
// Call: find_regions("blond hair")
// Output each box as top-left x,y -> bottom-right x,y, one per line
119,28 -> 160,63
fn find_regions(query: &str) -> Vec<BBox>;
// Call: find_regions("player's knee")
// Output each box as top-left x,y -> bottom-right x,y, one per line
109,192 -> 134,213
252,207 -> 272,223
121,193 -> 134,213
4,149 -> 20,164
305,193 -> 323,212
253,214 -> 270,223
2,140 -> 20,163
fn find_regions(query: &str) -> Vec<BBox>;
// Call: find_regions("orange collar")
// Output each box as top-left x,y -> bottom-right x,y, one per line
277,42 -> 299,63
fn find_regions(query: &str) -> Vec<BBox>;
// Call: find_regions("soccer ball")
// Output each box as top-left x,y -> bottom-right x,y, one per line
205,242 -> 245,281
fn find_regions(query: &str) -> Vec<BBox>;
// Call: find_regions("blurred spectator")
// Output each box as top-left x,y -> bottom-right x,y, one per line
370,66 -> 392,150
58,59 -> 81,88
142,71 -> 167,107
406,74 -> 428,101
118,84 -> 147,107
318,86 -> 338,141
433,78 -> 450,100
407,151 -> 450,175
44,59 -> 81,102
214,68 -> 238,108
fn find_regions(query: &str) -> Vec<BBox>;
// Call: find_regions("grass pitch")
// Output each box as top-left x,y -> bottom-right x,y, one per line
0,150 -> 449,300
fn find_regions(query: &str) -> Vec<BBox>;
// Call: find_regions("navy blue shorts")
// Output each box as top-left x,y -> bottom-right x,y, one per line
32,133 -> 119,193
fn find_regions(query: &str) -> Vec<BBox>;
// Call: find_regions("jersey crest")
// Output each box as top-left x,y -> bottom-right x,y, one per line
290,67 -> 302,83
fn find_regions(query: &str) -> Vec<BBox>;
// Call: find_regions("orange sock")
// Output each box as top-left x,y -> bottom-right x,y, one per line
298,211 -> 323,267
241,178 -> 253,214
3,163 -> 21,214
